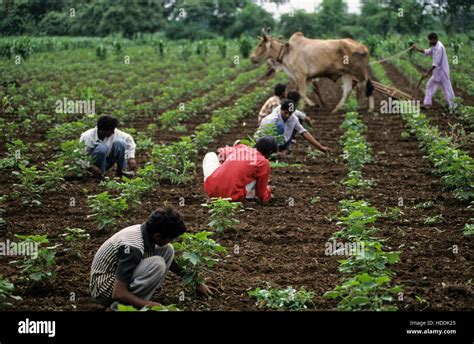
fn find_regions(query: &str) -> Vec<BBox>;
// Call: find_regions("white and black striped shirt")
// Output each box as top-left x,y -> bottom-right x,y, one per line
90,224 -> 155,299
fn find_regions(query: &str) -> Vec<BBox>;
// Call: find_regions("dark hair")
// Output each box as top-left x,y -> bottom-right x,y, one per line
97,115 -> 118,131
255,136 -> 279,157
274,83 -> 287,97
287,91 -> 300,104
145,207 -> 187,239
280,99 -> 295,113
428,32 -> 438,40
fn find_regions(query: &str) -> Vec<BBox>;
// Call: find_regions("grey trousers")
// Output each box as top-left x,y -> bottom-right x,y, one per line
128,244 -> 174,301
98,244 -> 174,308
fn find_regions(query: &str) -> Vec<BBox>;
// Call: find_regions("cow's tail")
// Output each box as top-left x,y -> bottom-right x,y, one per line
366,78 -> 374,97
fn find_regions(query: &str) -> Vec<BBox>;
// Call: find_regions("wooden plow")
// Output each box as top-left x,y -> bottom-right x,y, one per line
371,80 -> 415,101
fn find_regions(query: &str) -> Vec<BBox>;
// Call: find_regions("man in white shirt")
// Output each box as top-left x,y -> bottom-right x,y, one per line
80,115 -> 137,177
258,99 -> 330,154
272,91 -> 314,128
411,32 -> 455,109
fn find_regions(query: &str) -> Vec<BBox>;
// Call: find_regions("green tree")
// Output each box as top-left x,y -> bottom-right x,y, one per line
359,0 -> 392,38
226,2 -> 275,38
38,11 -> 71,36
165,0 -> 248,39
385,0 -> 432,35
74,0 -> 165,37
315,0 -> 347,37
430,0 -> 474,34
279,10 -> 318,39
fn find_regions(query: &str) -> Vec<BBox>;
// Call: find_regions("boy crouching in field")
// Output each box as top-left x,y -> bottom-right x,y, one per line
90,207 -> 216,309
80,115 -> 137,178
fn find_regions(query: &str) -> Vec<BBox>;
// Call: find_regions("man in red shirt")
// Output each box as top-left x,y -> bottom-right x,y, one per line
203,136 -> 278,203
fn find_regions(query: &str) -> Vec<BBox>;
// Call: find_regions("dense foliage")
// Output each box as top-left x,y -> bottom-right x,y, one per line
1,0 -> 471,39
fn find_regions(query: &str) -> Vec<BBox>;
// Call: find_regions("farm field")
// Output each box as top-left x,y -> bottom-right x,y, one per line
0,36 -> 472,312
1,1 -> 474,342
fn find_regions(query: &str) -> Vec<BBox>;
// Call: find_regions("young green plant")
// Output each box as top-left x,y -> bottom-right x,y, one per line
12,164 -> 44,206
10,235 -> 58,283
202,198 -> 243,233
60,228 -> 90,258
87,192 -> 128,230
173,231 -> 226,291
249,283 -> 315,310
0,275 -> 22,308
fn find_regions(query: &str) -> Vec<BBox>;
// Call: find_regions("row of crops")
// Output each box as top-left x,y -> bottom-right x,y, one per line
370,59 -> 474,237
0,41 -> 254,136
321,97 -> 402,311
0,35 -> 256,63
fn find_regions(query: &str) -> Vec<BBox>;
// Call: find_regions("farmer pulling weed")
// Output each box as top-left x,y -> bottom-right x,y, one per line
80,115 -> 137,178
202,136 -> 279,203
258,99 -> 331,155
90,207 -> 217,310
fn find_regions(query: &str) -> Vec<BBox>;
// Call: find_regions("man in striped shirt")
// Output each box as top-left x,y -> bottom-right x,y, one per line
90,207 -> 217,309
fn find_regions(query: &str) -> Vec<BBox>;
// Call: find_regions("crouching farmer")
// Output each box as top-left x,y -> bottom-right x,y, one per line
90,207 -> 217,309
258,83 -> 287,124
203,136 -> 279,203
80,115 -> 137,178
258,99 -> 330,153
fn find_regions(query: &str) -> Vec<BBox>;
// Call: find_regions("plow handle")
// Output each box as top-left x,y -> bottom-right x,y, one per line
412,75 -> 424,99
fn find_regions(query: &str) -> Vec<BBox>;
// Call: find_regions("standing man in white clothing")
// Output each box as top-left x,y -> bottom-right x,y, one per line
80,115 -> 137,177
411,32 -> 456,109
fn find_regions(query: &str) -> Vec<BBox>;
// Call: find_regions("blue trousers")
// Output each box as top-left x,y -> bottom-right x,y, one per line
92,140 -> 127,173
275,120 -> 297,151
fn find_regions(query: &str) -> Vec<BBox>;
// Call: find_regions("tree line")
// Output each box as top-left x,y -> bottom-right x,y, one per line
0,0 -> 472,39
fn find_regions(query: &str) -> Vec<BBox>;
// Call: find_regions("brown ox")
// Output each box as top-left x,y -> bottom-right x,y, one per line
250,31 -> 374,113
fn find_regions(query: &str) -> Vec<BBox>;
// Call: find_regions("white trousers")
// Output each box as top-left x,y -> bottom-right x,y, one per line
424,74 -> 455,108
203,152 -> 256,198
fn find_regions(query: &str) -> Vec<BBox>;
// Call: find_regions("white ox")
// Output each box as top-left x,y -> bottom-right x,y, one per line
250,31 -> 374,113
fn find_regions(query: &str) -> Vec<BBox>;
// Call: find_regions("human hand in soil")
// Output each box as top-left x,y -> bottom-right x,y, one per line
145,301 -> 162,307
196,283 -> 218,297
320,146 -> 332,154
277,150 -> 288,160
88,165 -> 103,177
128,158 -> 137,170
